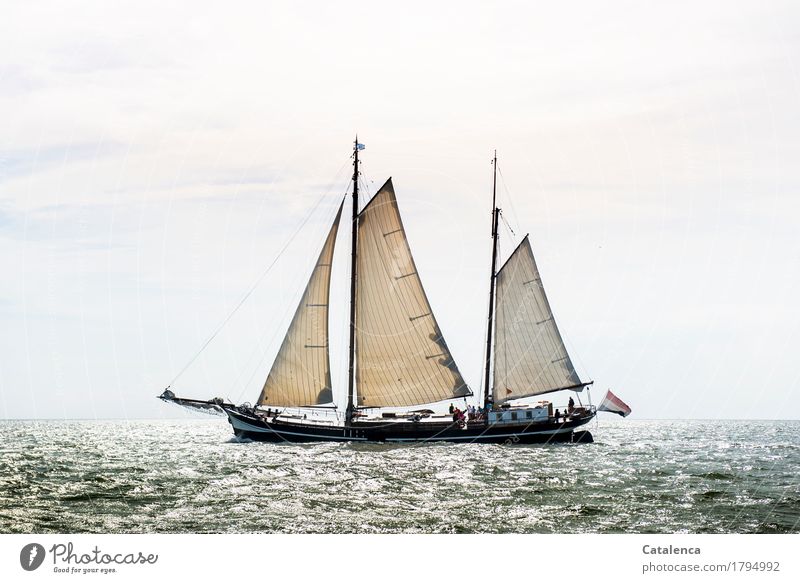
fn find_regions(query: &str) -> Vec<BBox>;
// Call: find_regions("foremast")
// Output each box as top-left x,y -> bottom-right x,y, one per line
345,137 -> 360,425
482,151 -> 499,410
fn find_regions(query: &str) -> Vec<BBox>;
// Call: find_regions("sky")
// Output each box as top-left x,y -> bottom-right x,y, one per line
1,0 -> 798,420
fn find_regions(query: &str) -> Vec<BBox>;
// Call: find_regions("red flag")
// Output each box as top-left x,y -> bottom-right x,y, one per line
598,390 -> 631,417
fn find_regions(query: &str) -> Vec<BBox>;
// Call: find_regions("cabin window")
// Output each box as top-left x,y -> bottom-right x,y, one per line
511,412 -> 518,421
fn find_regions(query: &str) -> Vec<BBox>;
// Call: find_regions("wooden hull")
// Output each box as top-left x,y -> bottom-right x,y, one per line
223,407 -> 595,444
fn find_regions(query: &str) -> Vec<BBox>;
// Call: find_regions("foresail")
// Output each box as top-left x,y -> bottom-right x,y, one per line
493,236 -> 582,404
355,179 -> 471,408
257,202 -> 343,407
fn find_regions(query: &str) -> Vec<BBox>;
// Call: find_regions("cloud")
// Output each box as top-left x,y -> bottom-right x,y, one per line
1,0 -> 799,418
0,141 -> 127,184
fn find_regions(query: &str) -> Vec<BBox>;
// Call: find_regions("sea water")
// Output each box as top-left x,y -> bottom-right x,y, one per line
0,419 -> 797,533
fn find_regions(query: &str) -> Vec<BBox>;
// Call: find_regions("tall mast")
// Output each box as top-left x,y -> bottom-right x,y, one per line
345,137 -> 360,425
482,150 -> 499,409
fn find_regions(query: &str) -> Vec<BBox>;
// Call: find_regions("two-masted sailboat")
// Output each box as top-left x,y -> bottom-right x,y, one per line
160,140 -> 596,443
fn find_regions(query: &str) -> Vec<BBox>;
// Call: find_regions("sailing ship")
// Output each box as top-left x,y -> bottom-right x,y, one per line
160,140 -> 597,443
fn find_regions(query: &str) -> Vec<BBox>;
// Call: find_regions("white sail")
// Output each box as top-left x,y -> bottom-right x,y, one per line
257,202 -> 343,407
493,236 -> 582,404
355,179 -> 471,408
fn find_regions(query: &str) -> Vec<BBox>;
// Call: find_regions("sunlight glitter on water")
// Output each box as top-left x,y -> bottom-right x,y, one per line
0,419 -> 797,533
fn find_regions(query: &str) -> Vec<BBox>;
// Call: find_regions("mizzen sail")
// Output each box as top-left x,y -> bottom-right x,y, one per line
257,202 -> 343,407
355,179 -> 471,408
493,236 -> 582,404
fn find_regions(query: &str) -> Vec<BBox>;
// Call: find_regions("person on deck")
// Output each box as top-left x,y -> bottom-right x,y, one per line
568,396 -> 575,414
554,408 -> 561,422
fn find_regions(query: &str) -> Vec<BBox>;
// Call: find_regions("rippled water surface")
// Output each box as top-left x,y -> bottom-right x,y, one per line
1,419 -> 798,533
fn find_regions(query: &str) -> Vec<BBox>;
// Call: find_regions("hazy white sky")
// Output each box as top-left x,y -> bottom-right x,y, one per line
1,0 -> 798,419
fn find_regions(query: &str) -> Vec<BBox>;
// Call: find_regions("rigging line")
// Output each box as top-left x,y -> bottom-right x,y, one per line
499,211 -> 517,242
169,158 -> 352,388
336,243 -> 352,409
352,159 -> 368,211
358,174 -> 372,203
498,236 -> 505,400
480,235 -> 497,404
497,237 -> 506,397
230,194 -> 347,403
497,166 -> 523,238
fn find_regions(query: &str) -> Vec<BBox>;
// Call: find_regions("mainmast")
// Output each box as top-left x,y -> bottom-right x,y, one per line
482,151 -> 499,409
345,137 -> 360,425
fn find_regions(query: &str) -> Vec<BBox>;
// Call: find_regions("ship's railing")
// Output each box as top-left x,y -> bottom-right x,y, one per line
560,404 -> 596,419
250,403 -> 597,423
552,404 -> 596,415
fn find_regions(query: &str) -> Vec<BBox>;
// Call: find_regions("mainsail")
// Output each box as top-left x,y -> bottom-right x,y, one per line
493,236 -> 582,404
355,179 -> 471,407
257,202 -> 343,407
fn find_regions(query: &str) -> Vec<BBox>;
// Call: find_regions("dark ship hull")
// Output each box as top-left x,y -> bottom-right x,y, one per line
222,406 -> 595,444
